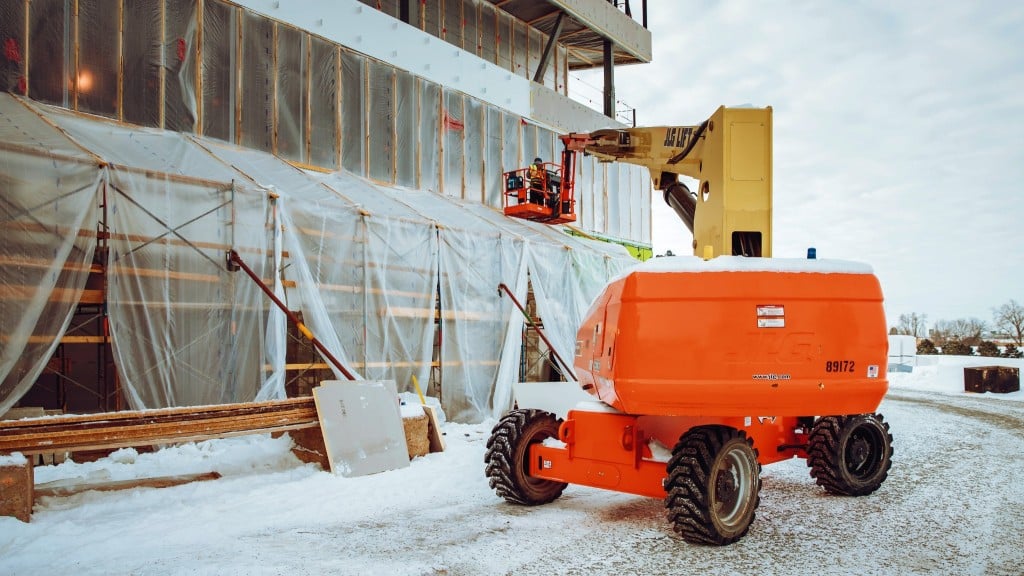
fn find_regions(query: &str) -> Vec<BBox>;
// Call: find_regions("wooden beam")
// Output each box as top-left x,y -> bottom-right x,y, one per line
0,397 -> 319,455
35,471 -> 222,498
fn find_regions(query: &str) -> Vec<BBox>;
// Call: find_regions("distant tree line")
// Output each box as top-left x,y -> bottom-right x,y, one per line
889,300 -> 1024,358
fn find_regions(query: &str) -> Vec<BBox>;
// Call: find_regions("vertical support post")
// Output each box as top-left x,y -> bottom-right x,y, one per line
229,180 -> 236,250
196,0 -> 204,134
117,0 -> 124,121
22,0 -> 29,96
642,0 -> 648,29
399,0 -> 412,25
334,46 -> 342,170
392,68 -> 398,183
271,23 -> 279,155
603,38 -> 615,119
0,456 -> 33,523
305,34 -> 312,164
159,0 -> 166,128
234,6 -> 243,144
363,56 -> 370,177
71,0 -> 79,110
415,78 -> 422,189
98,177 -> 110,411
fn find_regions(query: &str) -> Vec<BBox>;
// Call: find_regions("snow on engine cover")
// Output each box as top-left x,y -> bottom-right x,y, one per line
574,256 -> 889,418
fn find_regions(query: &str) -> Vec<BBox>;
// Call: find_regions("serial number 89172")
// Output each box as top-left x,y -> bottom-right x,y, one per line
825,360 -> 855,373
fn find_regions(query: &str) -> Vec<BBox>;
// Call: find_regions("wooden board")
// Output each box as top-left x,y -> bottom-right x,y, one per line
312,380 -> 410,477
422,405 -> 446,453
35,472 -> 221,498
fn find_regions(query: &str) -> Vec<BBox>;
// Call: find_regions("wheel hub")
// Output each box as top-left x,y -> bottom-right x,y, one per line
848,436 -> 871,471
715,469 -> 738,507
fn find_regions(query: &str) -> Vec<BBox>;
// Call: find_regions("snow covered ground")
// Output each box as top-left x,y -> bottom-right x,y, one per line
1,357 -> 1022,575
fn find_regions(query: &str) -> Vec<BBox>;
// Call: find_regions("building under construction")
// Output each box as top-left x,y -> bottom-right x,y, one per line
0,0 -> 653,423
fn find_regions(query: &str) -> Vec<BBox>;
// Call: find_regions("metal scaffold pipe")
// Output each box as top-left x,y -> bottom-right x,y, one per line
227,250 -> 357,381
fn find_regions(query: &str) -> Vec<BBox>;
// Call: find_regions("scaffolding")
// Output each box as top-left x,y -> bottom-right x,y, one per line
0,93 -> 636,423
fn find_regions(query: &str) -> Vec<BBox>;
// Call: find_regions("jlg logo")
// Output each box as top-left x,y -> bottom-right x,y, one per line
663,126 -> 697,149
723,332 -> 818,364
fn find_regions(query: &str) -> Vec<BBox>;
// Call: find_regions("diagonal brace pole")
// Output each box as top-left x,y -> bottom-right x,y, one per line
498,282 -> 577,382
227,249 -> 356,381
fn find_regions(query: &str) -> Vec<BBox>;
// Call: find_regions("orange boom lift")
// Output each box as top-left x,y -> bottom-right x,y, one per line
485,106 -> 894,546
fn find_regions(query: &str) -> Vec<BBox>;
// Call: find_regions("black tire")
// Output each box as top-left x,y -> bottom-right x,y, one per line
484,409 -> 567,505
664,426 -> 761,546
807,413 -> 893,496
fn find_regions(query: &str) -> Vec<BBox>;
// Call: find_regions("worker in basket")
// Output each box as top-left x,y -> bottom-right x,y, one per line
527,157 -> 546,205
528,157 -> 562,208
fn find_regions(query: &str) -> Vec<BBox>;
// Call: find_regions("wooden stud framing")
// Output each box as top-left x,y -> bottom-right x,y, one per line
270,22 -> 279,155
22,0 -> 29,96
391,67 -> 398,184
234,7 -> 243,145
116,0 -> 124,121
72,0 -> 79,111
159,0 -> 166,128
415,78 -> 421,189
334,45 -> 342,170
304,33 -> 312,165
196,0 -> 204,134
363,55 -> 370,177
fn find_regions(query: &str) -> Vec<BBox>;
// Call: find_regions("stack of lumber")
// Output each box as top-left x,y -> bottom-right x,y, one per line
0,398 -> 319,456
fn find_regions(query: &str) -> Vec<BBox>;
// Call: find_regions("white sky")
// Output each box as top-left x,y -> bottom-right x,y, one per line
579,0 -> 1024,328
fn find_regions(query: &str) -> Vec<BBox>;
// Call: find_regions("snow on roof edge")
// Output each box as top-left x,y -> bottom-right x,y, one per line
614,255 -> 874,282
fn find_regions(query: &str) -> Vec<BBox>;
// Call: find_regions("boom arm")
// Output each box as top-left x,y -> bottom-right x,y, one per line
569,106 -> 772,258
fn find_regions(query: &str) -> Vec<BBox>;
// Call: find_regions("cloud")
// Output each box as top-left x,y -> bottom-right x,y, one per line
587,0 -> 1024,324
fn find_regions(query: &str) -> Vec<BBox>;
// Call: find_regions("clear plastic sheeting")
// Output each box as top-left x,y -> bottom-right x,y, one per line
107,175 -> 274,408
368,61 -> 395,183
484,107 -> 503,208
0,152 -> 100,416
278,198 -> 367,382
202,0 -> 238,142
479,3 -> 497,64
123,0 -> 164,127
437,208 -> 525,423
383,188 -> 529,421
418,80 -> 440,193
0,0 -> 26,94
443,89 -> 464,197
463,97 -> 483,202
38,105 -> 243,183
362,207 -> 438,391
28,0 -> 71,108
276,25 -> 306,163
395,70 -> 417,188
341,50 -> 366,176
310,37 -> 339,170
0,92 -> 639,424
164,0 -> 199,133
7,95 -> 281,410
241,12 -> 274,152
77,0 -> 119,118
